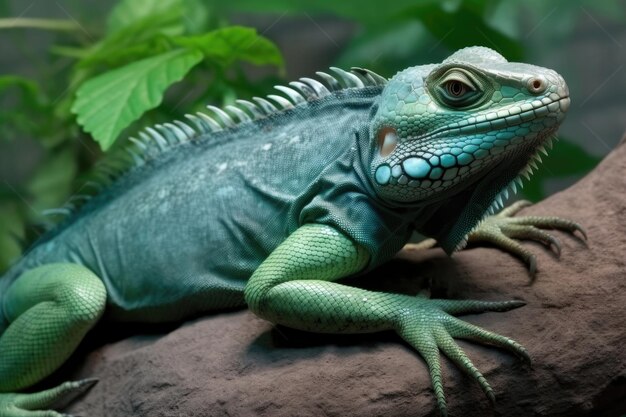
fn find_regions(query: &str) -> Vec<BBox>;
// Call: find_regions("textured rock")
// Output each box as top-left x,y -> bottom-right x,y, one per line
61,139 -> 626,417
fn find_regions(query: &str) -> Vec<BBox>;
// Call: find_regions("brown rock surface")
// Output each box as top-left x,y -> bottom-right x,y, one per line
59,139 -> 626,417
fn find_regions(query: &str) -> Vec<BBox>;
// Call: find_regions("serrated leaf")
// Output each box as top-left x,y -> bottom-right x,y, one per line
72,48 -> 202,150
107,0 -> 184,34
174,26 -> 283,67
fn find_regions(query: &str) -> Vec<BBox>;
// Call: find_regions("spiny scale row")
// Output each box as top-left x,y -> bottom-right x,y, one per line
41,67 -> 386,222
454,135 -> 556,252
128,67 -> 387,158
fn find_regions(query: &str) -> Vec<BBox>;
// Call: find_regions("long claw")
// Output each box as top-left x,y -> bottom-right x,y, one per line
467,201 -> 586,276
472,229 -> 538,275
431,299 -> 526,315
528,255 -> 537,278
397,298 -> 529,414
549,236 -> 562,257
446,318 -> 531,365
436,332 -> 495,404
515,216 -> 586,240
503,224 -> 563,258
419,342 -> 447,417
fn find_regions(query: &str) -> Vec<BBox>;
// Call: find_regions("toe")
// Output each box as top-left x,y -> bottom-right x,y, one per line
516,216 -> 587,240
435,331 -> 495,404
15,379 -> 97,411
432,299 -> 526,315
398,327 -> 448,415
502,224 -> 563,257
446,317 -> 531,365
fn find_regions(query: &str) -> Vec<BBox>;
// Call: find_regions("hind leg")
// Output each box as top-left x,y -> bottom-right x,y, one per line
0,263 -> 106,417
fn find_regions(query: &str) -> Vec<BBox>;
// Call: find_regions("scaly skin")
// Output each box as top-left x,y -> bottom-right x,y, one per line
403,200 -> 587,275
245,224 -> 530,416
0,264 -> 105,417
0,380 -> 97,417
466,200 -> 586,275
0,46 -> 584,416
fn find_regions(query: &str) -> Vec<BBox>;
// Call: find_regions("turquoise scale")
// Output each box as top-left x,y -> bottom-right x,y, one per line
403,158 -> 431,178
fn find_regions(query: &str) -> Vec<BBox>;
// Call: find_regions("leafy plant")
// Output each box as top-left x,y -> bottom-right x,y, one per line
71,23 -> 282,149
0,0 -> 283,271
73,49 -> 204,150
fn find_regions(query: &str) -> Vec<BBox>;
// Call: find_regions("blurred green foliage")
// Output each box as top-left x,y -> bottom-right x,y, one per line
0,0 -> 621,272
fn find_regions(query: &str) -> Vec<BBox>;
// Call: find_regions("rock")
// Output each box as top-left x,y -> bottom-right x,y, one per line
62,139 -> 626,417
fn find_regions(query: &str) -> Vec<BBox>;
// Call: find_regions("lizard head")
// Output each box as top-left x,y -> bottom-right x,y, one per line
368,46 -> 570,253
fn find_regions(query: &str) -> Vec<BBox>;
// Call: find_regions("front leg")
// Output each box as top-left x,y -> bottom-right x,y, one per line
466,200 -> 586,275
401,201 -> 586,276
245,224 -> 529,416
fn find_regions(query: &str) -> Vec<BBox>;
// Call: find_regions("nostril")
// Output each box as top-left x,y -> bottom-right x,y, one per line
527,76 -> 547,95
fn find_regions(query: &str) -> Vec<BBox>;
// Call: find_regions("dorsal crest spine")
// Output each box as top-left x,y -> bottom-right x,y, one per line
43,66 -> 387,224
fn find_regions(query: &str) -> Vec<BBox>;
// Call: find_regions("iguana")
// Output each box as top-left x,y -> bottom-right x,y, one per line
0,46 -> 584,417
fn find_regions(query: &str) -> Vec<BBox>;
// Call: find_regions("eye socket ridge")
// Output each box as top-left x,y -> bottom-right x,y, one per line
436,69 -> 482,108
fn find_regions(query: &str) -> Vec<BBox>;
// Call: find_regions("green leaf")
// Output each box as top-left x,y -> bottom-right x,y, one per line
107,0 -> 184,34
72,48 -> 203,150
173,26 -> 283,67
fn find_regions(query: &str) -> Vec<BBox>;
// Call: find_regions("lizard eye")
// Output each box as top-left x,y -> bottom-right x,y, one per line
445,80 -> 467,97
436,70 -> 481,108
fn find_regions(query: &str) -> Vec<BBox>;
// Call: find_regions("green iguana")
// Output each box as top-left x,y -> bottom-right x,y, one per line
0,46 -> 584,416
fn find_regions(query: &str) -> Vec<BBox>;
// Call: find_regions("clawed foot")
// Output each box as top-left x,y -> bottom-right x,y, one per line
395,297 -> 529,416
0,379 -> 96,417
468,200 -> 586,275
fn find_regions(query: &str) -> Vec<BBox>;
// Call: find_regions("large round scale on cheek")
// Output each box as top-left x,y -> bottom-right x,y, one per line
402,157 -> 431,179
375,164 -> 392,185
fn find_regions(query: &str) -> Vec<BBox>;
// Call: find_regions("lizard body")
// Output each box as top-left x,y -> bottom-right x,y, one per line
0,46 -> 582,416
